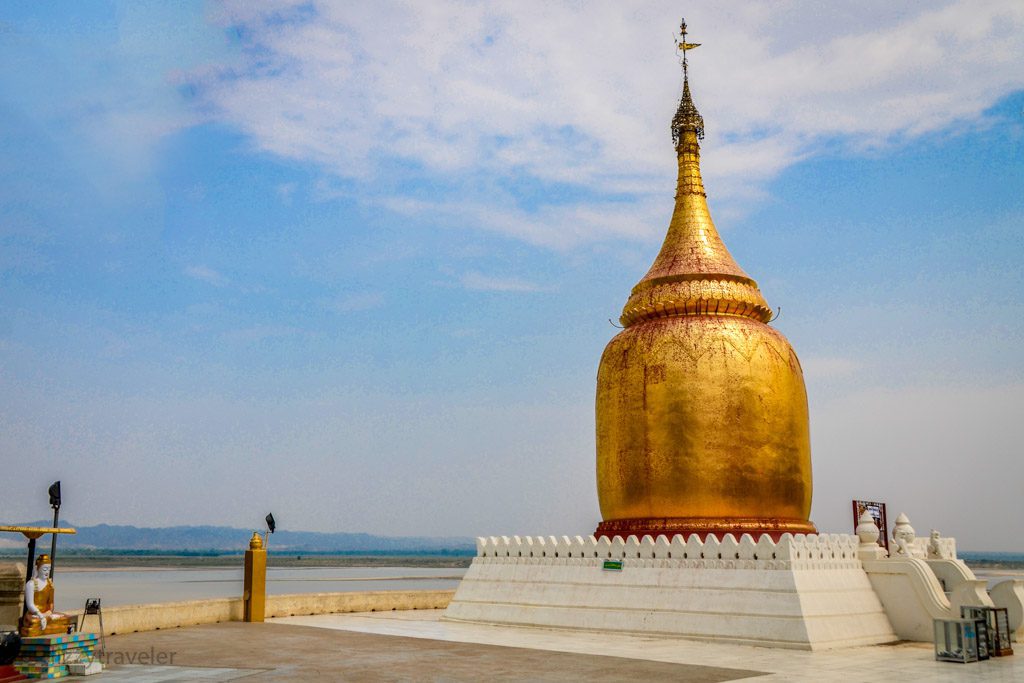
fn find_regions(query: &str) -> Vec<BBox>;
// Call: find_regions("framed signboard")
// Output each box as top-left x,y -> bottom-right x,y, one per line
852,500 -> 889,553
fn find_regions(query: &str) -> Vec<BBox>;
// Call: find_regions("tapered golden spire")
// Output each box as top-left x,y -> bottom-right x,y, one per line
619,20 -> 771,328
595,19 -> 814,542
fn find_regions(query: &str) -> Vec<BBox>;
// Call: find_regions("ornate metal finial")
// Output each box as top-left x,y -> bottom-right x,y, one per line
672,18 -> 704,145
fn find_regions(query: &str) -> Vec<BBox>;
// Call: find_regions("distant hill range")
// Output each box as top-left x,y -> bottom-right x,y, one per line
6,521 -> 475,554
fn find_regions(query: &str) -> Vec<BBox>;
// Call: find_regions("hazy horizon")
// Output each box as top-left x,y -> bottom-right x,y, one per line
0,519 -> 1021,554
2,2 -> 1022,551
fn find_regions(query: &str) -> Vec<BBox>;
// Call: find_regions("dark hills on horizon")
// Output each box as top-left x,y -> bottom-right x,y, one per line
6,521 -> 475,554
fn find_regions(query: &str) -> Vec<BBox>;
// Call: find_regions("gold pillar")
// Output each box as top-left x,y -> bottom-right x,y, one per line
243,532 -> 266,622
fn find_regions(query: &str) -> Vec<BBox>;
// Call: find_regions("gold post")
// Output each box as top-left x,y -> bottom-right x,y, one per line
243,532 -> 266,622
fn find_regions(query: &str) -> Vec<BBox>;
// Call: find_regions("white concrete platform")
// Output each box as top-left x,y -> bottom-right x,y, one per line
444,533 -> 896,650
273,609 -> 1023,682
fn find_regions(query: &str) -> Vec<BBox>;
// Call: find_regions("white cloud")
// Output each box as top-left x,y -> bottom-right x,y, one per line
191,1 -> 1024,248
381,195 -> 664,249
460,271 -> 543,293
183,264 -> 229,287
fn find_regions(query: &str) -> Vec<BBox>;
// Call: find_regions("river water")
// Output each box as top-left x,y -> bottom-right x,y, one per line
51,566 -> 466,608
38,563 -> 1024,610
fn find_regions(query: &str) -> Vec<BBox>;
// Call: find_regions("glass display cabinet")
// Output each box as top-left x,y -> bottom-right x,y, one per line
934,618 -> 981,663
961,605 -> 1014,657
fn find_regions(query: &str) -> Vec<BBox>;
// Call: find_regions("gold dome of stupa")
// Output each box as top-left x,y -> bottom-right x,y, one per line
595,20 -> 815,540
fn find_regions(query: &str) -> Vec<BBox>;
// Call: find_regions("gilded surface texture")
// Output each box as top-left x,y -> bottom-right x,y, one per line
596,316 -> 812,525
594,61 -> 814,539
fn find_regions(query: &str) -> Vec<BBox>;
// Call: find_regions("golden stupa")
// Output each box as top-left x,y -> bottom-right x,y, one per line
595,21 -> 815,541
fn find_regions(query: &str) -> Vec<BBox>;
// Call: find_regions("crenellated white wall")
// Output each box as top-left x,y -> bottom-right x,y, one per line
475,533 -> 862,570
446,532 -> 896,651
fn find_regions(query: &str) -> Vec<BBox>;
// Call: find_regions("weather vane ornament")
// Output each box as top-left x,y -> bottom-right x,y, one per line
672,18 -> 704,144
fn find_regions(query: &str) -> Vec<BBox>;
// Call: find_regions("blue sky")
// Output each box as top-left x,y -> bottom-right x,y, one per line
1,1 -> 1022,549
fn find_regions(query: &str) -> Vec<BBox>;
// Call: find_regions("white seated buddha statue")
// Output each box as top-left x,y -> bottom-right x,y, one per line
20,554 -> 74,637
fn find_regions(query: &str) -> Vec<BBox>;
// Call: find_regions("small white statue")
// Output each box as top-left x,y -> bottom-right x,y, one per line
927,529 -> 948,559
890,513 -> 916,557
20,553 -> 73,636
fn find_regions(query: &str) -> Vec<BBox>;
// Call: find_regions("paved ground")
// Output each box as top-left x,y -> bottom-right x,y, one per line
77,664 -> 251,682
276,610 -> 1023,683
96,608 -> 1024,682
103,619 -> 764,682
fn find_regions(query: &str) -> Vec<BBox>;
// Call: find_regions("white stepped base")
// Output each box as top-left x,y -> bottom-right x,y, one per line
443,533 -> 897,651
